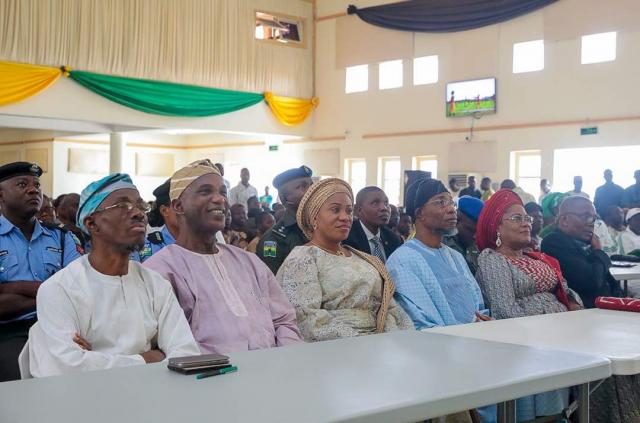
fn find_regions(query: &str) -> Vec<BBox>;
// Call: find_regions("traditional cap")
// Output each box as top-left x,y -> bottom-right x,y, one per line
169,159 -> 221,201
0,162 -> 42,183
476,189 -> 523,251
405,178 -> 448,219
296,178 -> 353,240
77,173 -> 137,235
626,208 -> 640,224
152,179 -> 171,207
458,195 -> 484,222
273,165 -> 313,189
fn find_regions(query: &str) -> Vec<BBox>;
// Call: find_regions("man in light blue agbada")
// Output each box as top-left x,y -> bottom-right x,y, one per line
387,178 -> 489,330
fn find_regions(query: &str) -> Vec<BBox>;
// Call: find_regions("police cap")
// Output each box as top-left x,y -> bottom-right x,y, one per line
152,178 -> 171,206
272,166 -> 313,189
0,162 -> 43,183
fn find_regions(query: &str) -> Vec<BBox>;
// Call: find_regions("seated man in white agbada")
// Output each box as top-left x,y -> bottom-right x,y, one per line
25,173 -> 200,377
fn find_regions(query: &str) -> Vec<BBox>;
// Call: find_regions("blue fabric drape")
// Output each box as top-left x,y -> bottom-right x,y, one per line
347,0 -> 558,33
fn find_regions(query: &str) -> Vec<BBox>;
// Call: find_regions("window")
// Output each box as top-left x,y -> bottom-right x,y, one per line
255,12 -> 303,46
378,157 -> 401,206
554,146 -> 640,198
581,32 -> 617,64
510,150 -> 541,197
345,159 -> 367,195
345,65 -> 369,94
413,55 -> 438,85
513,40 -> 544,73
379,60 -> 403,90
412,155 -> 438,178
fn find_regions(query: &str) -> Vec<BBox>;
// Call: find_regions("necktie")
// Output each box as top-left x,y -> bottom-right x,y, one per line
371,236 -> 386,263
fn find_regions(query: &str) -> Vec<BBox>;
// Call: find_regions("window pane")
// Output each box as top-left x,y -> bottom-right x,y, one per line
345,65 -> 368,93
417,159 -> 438,177
581,32 -> 616,65
519,177 -> 541,198
413,55 -> 438,85
379,60 -> 403,90
513,40 -> 544,73
382,159 -> 401,205
348,160 -> 367,195
518,155 -> 541,178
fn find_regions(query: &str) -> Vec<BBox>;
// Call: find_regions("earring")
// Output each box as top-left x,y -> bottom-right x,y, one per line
312,222 -> 318,230
496,232 -> 502,248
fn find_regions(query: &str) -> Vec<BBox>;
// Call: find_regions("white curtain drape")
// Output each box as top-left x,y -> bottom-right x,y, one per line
0,0 -> 312,97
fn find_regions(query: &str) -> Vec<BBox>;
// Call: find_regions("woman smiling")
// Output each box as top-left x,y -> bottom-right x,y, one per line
276,178 -> 413,342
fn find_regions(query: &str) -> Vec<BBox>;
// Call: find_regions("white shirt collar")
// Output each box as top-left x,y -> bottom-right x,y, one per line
359,219 -> 381,241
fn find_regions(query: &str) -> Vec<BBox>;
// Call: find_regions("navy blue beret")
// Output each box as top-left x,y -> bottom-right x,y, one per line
0,161 -> 43,183
272,166 -> 313,189
458,195 -> 484,222
152,179 -> 171,206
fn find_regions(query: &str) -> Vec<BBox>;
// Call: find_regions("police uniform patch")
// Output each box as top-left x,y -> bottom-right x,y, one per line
0,250 -> 8,257
263,241 -> 277,258
45,246 -> 63,253
139,245 -> 153,260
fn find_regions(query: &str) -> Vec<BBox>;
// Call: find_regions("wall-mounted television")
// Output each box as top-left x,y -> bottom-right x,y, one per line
446,78 -> 496,117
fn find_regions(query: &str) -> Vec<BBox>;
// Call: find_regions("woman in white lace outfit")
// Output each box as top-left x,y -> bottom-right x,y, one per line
276,178 -> 413,342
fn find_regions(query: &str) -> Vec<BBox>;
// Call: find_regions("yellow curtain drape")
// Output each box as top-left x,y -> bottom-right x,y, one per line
264,91 -> 318,126
0,61 -> 62,106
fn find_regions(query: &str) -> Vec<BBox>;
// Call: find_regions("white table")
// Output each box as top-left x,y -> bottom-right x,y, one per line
430,309 -> 640,421
0,331 -> 610,423
610,264 -> 640,296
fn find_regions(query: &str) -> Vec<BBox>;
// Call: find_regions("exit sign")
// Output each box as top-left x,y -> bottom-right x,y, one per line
268,145 -> 279,151
581,127 -> 598,136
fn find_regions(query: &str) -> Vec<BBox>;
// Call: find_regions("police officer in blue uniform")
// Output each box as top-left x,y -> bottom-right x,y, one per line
256,166 -> 313,275
138,179 -> 177,262
0,162 -> 81,381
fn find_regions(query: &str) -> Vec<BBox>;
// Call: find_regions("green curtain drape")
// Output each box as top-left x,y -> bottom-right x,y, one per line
68,69 -> 264,117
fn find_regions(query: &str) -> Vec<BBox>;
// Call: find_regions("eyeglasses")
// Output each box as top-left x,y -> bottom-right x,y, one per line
94,201 -> 150,215
563,212 -> 597,224
503,214 -> 534,224
426,198 -> 457,209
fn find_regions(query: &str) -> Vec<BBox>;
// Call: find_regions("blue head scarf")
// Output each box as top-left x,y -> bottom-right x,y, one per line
77,173 -> 137,235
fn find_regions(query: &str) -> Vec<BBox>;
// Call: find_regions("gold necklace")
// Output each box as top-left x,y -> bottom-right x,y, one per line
310,242 -> 345,256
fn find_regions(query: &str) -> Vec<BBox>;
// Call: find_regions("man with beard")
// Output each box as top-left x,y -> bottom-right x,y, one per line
256,166 -> 313,274
386,178 -> 488,329
144,160 -> 301,354
0,162 -> 81,381
344,186 -> 403,263
26,173 -> 200,377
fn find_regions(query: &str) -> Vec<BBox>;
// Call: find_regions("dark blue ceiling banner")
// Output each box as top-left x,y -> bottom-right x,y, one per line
347,0 -> 558,33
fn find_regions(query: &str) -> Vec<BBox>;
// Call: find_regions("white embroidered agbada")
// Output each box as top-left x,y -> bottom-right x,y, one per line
28,255 -> 200,377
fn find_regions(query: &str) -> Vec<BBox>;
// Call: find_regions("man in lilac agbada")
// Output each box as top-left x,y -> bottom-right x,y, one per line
144,159 -> 302,354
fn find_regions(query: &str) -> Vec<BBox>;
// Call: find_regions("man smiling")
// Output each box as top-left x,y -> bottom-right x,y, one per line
27,173 -> 199,377
144,160 -> 301,354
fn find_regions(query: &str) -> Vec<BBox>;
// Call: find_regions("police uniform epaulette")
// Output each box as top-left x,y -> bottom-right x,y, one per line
272,224 -> 287,239
147,231 -> 165,244
40,221 -> 68,233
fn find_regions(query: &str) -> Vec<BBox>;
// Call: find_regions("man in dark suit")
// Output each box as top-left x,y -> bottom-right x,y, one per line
541,196 -> 623,308
344,186 -> 403,263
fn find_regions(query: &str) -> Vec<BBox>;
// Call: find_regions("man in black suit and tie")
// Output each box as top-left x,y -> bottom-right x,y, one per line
344,186 -> 403,263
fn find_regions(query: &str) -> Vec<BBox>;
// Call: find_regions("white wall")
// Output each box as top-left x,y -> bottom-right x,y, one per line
313,0 -> 640,201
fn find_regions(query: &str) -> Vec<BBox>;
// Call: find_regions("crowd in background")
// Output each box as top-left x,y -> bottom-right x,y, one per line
1,159 -> 640,422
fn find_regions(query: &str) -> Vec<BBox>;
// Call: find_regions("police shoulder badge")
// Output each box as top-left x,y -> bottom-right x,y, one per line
263,241 -> 277,258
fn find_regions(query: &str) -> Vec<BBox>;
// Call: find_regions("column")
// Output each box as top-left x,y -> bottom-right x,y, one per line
109,132 -> 125,174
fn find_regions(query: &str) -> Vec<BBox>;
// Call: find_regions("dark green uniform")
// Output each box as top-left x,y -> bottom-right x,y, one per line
256,210 -> 307,275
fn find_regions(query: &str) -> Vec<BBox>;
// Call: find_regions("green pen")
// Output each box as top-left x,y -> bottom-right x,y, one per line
196,365 -> 238,380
